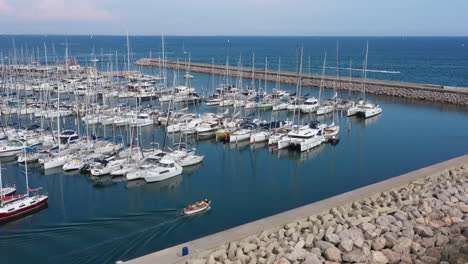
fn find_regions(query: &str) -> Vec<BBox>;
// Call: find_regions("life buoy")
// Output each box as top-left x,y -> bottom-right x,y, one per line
2,147 -> 5,150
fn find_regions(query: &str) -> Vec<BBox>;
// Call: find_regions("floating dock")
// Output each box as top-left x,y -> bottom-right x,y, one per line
135,58 -> 468,106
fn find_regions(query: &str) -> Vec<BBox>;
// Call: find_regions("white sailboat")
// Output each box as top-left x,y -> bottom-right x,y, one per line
348,42 -> 382,118
143,158 -> 183,183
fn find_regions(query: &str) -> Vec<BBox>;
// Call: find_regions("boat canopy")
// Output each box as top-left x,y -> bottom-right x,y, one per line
240,122 -> 258,130
261,121 -> 285,129
309,121 -> 321,129
27,124 -> 41,130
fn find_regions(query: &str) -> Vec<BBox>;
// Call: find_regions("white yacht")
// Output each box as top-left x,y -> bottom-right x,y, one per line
143,159 -> 183,183
195,121 -> 220,137
277,124 -> 325,152
357,102 -> 382,118
299,97 -> 319,113
316,104 -> 334,116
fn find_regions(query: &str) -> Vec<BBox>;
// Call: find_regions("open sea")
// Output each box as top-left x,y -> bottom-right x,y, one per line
0,36 -> 468,264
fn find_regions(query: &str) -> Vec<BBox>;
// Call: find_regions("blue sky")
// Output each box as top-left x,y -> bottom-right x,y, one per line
0,0 -> 467,36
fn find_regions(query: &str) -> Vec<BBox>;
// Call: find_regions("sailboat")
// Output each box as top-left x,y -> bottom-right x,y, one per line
316,53 -> 334,116
277,48 -> 326,152
143,158 -> 183,183
0,153 -> 48,221
347,42 -> 382,118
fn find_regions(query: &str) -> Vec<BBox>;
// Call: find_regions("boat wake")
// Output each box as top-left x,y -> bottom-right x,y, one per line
325,66 -> 400,74
0,209 -> 184,264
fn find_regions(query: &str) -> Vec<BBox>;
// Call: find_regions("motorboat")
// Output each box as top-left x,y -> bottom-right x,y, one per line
183,199 -> 211,215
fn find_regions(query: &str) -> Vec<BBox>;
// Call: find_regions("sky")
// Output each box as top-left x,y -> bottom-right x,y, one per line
0,0 -> 467,36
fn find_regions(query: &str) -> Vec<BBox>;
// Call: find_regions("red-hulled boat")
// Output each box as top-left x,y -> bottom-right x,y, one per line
0,152 -> 48,222
0,190 -> 48,220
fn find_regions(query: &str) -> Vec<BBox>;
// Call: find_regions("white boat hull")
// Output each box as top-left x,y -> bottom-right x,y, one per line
177,155 -> 205,167
230,132 -> 251,143
250,132 -> 271,144
359,107 -> 382,118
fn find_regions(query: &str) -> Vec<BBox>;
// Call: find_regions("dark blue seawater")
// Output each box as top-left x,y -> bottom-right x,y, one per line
1,35 -> 468,86
0,36 -> 467,264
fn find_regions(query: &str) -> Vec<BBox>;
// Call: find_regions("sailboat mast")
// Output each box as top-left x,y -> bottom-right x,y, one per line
336,40 -> 340,95
276,57 -> 281,90
24,147 -> 29,196
126,32 -> 131,73
161,33 -> 166,89
318,52 -> 327,104
349,58 -> 352,97
296,47 -> 304,128
211,57 -> 215,95
362,41 -> 369,101
251,52 -> 255,90
264,57 -> 268,93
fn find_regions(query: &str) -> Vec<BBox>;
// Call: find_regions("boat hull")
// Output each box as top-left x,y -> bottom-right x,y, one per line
184,205 -> 210,215
0,149 -> 22,157
0,196 -> 48,221
359,108 -> 382,118
178,155 -> 205,167
229,133 -> 250,143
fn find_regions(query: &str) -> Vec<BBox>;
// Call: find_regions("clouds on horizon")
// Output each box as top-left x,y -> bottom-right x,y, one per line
0,0 -> 113,22
0,0 -> 467,36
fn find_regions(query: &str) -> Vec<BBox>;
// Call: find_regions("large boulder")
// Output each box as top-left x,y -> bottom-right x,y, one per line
372,236 -> 386,251
381,249 -> 401,264
368,251 -> 389,264
392,237 -> 412,254
342,249 -> 366,262
315,241 -> 334,252
324,247 -> 341,262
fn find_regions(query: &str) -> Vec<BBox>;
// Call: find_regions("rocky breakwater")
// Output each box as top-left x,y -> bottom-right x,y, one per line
186,165 -> 468,264
135,58 -> 468,106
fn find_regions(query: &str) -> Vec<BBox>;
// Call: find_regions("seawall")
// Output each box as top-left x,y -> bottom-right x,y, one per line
120,154 -> 468,264
135,58 -> 468,106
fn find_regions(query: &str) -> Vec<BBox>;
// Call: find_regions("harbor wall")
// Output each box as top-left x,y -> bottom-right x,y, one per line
135,58 -> 468,106
120,154 -> 468,264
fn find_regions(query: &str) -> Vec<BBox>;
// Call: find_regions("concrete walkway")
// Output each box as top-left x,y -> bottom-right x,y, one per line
119,154 -> 468,264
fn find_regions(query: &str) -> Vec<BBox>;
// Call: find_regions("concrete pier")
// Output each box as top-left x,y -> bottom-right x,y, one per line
120,154 -> 468,264
135,58 -> 468,106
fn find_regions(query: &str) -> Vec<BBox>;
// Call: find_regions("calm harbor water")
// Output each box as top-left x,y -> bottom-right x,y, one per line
0,36 -> 468,264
